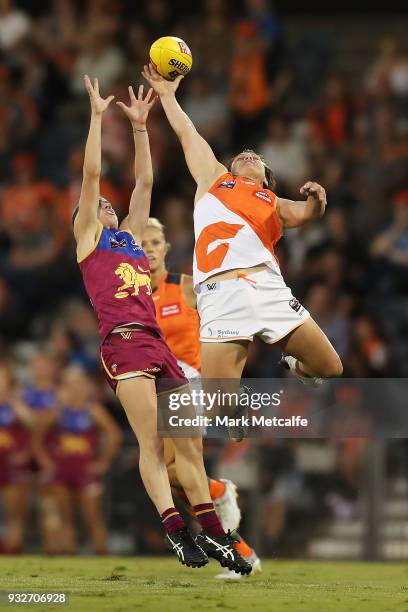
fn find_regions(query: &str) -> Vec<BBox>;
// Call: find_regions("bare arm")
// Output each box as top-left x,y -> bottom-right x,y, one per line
371,226 -> 404,258
181,274 -> 197,309
277,181 -> 327,229
74,75 -> 114,252
117,86 -> 156,243
31,409 -> 59,471
142,64 -> 226,195
89,404 -> 123,474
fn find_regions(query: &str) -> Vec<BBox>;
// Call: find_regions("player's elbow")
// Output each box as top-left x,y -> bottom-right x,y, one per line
83,167 -> 101,179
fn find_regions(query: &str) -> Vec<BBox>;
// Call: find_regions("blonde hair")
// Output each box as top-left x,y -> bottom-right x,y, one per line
145,217 -> 170,252
146,217 -> 166,233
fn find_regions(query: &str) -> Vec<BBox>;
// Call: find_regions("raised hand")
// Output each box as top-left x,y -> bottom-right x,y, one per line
116,85 -> 156,128
300,181 -> 327,206
84,74 -> 114,115
142,63 -> 183,97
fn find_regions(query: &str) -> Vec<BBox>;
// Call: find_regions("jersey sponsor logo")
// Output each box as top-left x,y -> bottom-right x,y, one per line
218,180 -> 236,189
114,263 -> 152,299
196,222 -> 244,273
289,298 -> 304,315
160,303 -> 181,318
253,190 -> 272,204
178,40 -> 192,56
110,237 -> 127,249
143,367 -> 160,373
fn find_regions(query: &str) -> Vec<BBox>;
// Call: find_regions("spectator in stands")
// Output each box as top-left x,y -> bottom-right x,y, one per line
0,361 -> 32,554
308,77 -> 355,149
370,188 -> 408,294
259,115 -> 309,197
70,23 -> 125,95
229,21 -> 269,148
353,315 -> 390,376
305,284 -> 350,360
0,0 -> 31,52
33,365 -> 122,554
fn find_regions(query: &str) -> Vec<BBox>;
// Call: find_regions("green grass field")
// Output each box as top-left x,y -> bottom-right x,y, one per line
0,557 -> 407,612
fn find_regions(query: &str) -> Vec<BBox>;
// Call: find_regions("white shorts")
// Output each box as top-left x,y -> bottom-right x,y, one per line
197,267 -> 310,344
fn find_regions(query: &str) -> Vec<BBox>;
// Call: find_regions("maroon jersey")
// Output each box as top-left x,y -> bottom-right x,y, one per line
79,225 -> 162,342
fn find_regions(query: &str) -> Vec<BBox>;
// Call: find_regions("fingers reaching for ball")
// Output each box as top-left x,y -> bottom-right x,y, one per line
142,64 -> 184,96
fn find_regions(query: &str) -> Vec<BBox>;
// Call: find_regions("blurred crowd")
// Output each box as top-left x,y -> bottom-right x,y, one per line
0,0 -> 407,555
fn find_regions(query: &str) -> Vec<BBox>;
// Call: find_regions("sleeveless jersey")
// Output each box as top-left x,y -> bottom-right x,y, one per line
21,386 -> 57,412
0,403 -> 30,456
153,273 -> 201,371
193,172 -> 282,287
50,407 -> 97,461
79,225 -> 162,343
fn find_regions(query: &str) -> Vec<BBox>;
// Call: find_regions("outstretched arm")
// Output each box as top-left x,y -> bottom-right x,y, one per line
88,404 -> 123,475
117,85 -> 156,243
142,64 -> 226,196
74,75 -> 114,246
277,182 -> 327,229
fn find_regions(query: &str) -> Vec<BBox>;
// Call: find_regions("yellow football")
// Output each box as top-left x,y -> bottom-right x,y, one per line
149,36 -> 193,81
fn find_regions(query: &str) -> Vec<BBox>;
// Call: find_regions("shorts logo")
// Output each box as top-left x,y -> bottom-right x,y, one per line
112,364 -> 117,372
160,303 -> 181,317
253,190 -> 272,204
218,329 -> 239,337
206,282 -> 217,291
120,332 -> 132,340
218,180 -> 236,189
289,298 -> 303,314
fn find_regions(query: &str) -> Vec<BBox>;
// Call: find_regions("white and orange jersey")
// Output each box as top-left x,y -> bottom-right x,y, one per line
193,172 -> 282,288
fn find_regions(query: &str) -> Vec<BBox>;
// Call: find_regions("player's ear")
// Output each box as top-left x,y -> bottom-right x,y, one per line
165,241 -> 171,254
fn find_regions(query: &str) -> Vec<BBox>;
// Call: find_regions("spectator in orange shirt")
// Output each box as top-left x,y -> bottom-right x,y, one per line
229,21 -> 269,148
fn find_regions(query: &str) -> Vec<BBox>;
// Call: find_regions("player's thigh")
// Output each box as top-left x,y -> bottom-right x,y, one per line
53,484 -> 74,521
117,376 -> 159,444
276,317 -> 343,377
78,489 -> 104,522
201,340 -> 249,378
2,484 -> 29,518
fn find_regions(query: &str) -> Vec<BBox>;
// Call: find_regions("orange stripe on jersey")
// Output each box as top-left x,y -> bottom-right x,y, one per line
153,273 -> 201,371
208,172 -> 282,257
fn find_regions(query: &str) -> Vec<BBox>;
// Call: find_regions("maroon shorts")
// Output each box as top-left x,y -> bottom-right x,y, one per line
100,327 -> 188,394
53,460 -> 101,492
0,460 -> 30,487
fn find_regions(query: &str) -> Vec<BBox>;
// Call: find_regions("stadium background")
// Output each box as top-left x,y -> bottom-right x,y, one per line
0,0 -> 407,561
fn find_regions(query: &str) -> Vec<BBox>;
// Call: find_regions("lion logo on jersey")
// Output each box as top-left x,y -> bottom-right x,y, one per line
114,262 -> 152,299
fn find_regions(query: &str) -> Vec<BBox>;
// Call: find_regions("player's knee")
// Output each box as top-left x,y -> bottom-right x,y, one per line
166,460 -> 178,486
139,435 -> 164,458
320,354 -> 343,378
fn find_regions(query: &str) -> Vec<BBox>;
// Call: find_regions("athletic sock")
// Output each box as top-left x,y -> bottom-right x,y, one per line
161,507 -> 186,534
193,502 -> 225,535
209,478 -> 226,500
235,537 -> 253,558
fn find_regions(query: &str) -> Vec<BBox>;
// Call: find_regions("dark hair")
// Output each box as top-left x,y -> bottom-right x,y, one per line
228,149 -> 277,191
71,197 -> 107,226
